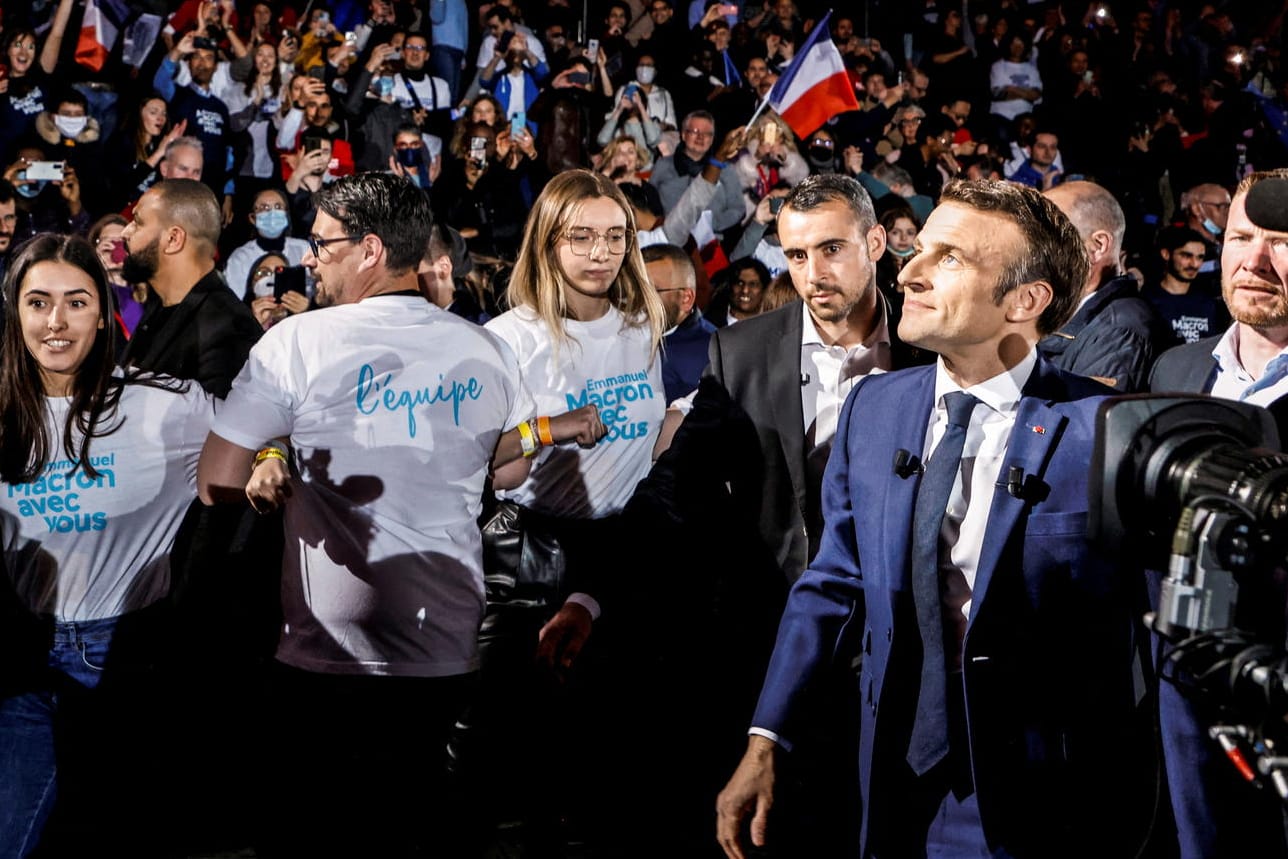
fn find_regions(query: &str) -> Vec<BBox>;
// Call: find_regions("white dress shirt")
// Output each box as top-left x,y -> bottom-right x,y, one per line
1208,323 -> 1288,407
923,348 -> 1036,666
800,301 -> 892,448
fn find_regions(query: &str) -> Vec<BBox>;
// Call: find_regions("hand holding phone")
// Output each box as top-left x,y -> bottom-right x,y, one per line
273,265 -> 307,301
586,39 -> 600,62
510,112 -> 527,138
26,161 -> 65,181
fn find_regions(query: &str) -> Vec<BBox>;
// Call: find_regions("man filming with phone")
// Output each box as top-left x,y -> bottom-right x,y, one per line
276,76 -> 355,179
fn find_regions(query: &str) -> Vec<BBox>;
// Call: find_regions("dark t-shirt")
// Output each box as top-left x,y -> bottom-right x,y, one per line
0,69 -> 53,164
1141,281 -> 1231,346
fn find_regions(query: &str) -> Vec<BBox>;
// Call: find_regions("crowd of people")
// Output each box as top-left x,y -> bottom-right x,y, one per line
2,0 -> 1288,857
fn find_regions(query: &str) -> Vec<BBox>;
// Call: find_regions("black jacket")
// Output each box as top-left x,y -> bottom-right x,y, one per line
1038,275 -> 1172,393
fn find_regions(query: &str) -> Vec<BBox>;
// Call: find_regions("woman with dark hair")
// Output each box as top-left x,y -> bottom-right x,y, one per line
224,40 -> 286,187
0,234 -> 212,856
242,250 -> 309,330
0,0 -> 74,165
104,94 -> 188,210
89,213 -> 147,338
705,257 -> 771,328
432,120 -> 527,259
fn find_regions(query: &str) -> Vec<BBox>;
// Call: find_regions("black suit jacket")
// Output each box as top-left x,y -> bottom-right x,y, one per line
122,269 -> 262,398
632,298 -> 925,587
1147,334 -> 1220,394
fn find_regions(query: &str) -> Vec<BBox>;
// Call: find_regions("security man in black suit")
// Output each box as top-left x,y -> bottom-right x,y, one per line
622,174 -> 929,856
1148,167 -> 1288,859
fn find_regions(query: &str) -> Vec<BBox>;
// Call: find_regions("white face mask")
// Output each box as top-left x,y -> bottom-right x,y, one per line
55,115 -> 88,139
636,66 -> 656,85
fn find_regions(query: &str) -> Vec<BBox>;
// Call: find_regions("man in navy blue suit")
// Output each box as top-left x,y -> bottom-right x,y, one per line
716,179 -> 1158,859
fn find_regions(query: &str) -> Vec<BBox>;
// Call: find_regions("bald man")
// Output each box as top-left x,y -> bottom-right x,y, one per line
1037,180 -> 1170,391
120,178 -> 261,397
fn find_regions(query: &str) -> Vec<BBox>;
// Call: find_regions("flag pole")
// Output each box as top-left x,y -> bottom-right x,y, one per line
746,91 -> 772,128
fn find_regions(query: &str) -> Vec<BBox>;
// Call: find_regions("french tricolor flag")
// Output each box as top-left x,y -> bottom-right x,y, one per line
767,10 -> 859,139
75,0 -> 130,72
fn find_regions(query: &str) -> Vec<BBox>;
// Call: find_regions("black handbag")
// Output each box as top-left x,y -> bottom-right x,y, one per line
480,500 -> 566,611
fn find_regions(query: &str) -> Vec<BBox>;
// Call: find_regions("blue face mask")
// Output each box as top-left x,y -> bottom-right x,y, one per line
1203,217 -> 1223,237
889,246 -> 915,258
14,172 -> 45,198
255,209 -> 290,238
374,76 -> 395,97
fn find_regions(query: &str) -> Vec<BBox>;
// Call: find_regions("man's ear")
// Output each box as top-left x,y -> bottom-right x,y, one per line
1006,279 -> 1053,326
357,233 -> 384,273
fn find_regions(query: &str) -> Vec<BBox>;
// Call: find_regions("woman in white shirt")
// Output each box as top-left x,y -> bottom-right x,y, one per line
460,170 -> 667,849
0,234 -> 211,856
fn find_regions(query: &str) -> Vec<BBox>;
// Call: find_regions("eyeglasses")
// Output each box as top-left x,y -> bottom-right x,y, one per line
562,227 -> 632,256
1200,200 -> 1231,210
306,234 -> 362,257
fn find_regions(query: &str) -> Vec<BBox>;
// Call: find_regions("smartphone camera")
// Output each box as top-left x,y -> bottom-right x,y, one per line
768,197 -> 784,216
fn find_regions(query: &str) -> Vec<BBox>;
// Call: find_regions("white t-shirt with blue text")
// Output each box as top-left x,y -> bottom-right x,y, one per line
486,305 -> 663,519
1,381 -> 212,622
213,295 -> 532,678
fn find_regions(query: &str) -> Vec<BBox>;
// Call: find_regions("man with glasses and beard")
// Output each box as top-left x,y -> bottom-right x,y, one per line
120,179 -> 260,397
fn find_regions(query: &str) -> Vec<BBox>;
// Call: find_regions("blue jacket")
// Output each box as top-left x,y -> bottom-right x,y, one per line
752,357 -> 1158,857
1038,275 -> 1172,393
661,310 -> 716,403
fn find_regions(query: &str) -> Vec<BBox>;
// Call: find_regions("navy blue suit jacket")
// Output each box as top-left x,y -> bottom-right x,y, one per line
751,356 -> 1157,858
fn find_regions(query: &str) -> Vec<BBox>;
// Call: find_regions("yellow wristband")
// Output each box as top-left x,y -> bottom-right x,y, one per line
254,447 -> 288,465
516,419 -> 538,458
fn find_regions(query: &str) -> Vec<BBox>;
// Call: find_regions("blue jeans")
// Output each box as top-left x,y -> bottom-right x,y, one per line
0,611 -> 163,858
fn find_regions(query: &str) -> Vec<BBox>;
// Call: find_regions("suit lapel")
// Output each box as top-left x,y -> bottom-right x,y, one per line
766,308 -> 808,515
967,361 -> 1066,626
880,372 -> 935,587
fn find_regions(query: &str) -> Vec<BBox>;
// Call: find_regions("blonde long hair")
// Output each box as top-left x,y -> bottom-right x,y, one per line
507,170 -> 666,363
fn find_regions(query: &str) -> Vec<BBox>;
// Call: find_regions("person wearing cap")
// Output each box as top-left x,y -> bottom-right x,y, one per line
1148,167 -> 1288,858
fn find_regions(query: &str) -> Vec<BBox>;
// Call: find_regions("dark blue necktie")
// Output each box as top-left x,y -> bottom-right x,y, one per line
907,390 -> 978,776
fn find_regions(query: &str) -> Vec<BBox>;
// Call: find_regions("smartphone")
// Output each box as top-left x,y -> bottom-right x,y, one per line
1095,6 -> 1107,17
26,161 -> 65,181
307,64 -> 327,81
586,38 -> 599,62
498,29 -> 515,52
344,30 -> 358,46
761,123 -> 778,145
468,136 -> 488,165
718,4 -> 738,15
568,69 -> 591,85
316,11 -> 329,22
510,112 -> 526,137
301,133 -> 326,154
768,196 -> 784,215
274,265 -> 308,300
623,83 -> 639,101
